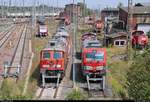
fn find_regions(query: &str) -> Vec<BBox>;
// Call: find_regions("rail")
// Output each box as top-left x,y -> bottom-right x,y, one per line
0,26 -> 16,47
3,24 -> 27,80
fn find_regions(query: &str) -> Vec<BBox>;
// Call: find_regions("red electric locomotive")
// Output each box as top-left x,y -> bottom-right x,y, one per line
40,28 -> 70,87
81,32 -> 97,41
81,32 -> 107,90
81,47 -> 107,90
132,30 -> 148,49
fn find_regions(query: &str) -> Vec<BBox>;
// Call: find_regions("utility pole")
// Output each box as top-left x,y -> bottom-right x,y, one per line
32,0 -> 36,29
83,0 -> 85,24
69,0 -> 72,22
98,4 -> 101,19
14,0 -> 17,20
72,0 -> 77,88
126,0 -> 133,60
1,0 -> 3,18
52,0 -> 55,19
57,0 -> 58,13
23,0 -> 25,18
9,0 -> 11,18
4,1 -> 6,18
42,0 -> 44,16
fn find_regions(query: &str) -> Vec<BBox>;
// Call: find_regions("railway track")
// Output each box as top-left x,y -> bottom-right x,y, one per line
37,54 -> 73,100
0,23 -> 28,83
0,25 -> 16,48
6,24 -> 27,81
36,24 -> 73,100
0,20 -> 32,97
37,83 -> 60,100
0,24 -> 22,88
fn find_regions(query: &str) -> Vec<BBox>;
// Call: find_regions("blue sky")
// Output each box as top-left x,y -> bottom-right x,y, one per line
1,0 -> 150,9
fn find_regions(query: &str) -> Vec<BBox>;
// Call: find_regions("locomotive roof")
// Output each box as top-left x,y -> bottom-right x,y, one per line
82,32 -> 96,36
83,47 -> 106,53
55,31 -> 69,37
42,38 -> 66,52
57,26 -> 67,31
83,39 -> 102,48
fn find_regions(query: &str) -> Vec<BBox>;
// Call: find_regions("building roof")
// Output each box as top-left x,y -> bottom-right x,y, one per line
102,8 -> 119,12
105,32 -> 127,39
139,2 -> 150,7
120,6 -> 150,14
65,3 -> 80,7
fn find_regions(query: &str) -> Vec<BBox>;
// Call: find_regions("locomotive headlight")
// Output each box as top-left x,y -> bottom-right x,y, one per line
56,65 -> 61,68
84,66 -> 92,70
141,37 -> 146,41
96,66 -> 103,70
43,65 -> 50,68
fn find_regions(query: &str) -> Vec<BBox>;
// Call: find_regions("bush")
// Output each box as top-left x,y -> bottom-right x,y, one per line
126,49 -> 150,99
147,30 -> 150,38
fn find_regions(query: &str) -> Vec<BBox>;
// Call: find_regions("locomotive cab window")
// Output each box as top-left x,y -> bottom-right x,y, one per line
95,53 -> 104,61
86,52 -> 104,61
53,52 -> 62,59
43,51 -> 50,59
86,53 -> 93,61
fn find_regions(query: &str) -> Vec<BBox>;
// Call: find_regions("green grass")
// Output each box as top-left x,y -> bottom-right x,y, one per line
0,79 -> 32,100
66,88 -> 88,100
106,47 -> 130,99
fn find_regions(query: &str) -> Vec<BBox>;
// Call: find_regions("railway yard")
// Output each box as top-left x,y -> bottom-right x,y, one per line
0,17 -> 127,100
0,17 -> 116,100
0,16 -> 149,100
0,0 -> 150,100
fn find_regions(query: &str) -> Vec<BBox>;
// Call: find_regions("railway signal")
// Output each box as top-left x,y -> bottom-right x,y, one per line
3,61 -> 21,78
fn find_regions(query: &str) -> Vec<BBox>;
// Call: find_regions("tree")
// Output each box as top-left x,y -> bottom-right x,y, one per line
126,49 -> 150,99
147,30 -> 150,38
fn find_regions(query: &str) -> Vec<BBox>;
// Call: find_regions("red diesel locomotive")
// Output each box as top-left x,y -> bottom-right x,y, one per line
93,20 -> 104,33
132,30 -> 148,49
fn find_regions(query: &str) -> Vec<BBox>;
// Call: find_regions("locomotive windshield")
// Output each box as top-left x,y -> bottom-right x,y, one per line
53,52 -> 62,59
132,31 -> 144,35
43,51 -> 50,59
86,52 -> 104,61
